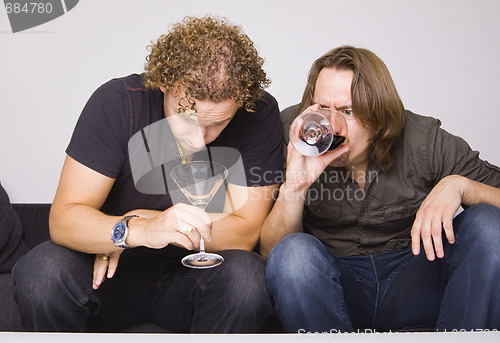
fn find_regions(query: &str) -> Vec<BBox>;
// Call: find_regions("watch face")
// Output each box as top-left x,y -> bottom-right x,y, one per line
112,222 -> 126,241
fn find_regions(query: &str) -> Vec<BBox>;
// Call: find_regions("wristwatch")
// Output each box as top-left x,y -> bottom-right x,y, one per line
111,215 -> 138,248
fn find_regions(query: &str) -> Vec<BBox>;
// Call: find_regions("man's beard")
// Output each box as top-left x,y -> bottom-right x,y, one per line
328,151 -> 349,168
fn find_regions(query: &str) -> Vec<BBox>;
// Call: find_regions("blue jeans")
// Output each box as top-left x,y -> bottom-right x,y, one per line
266,204 -> 500,332
13,243 -> 278,332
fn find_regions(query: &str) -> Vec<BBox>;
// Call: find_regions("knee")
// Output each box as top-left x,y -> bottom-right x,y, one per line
14,242 -> 57,289
459,203 -> 500,223
216,250 -> 269,305
454,204 -> 500,263
266,233 -> 336,289
13,242 -> 89,304
455,204 -> 500,244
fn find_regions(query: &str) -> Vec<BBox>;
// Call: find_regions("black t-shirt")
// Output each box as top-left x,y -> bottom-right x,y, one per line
67,74 -> 284,218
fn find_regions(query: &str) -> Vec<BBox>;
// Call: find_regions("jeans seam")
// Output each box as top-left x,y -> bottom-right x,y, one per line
329,256 -> 352,330
370,255 -> 380,329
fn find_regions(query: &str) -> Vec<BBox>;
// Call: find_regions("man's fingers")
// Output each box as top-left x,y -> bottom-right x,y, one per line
417,217 -> 436,261
93,257 -> 109,290
177,220 -> 212,243
174,232 -> 196,251
178,223 -> 195,235
107,255 -> 120,279
443,219 -> 455,245
431,214 -> 455,259
421,234 -> 435,261
431,224 -> 444,259
173,205 -> 213,242
175,203 -> 212,223
411,217 -> 422,256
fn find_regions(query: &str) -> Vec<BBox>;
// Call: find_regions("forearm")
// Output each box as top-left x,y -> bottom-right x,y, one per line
460,176 -> 500,207
50,202 -> 162,254
257,139 -> 348,259
49,204 -> 123,254
204,213 -> 260,252
259,182 -> 307,260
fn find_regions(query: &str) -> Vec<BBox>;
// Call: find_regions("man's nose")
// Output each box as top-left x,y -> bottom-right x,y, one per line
190,126 -> 206,149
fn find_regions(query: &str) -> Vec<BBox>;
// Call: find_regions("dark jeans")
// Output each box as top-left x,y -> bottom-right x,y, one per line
266,204 -> 500,333
13,243 -> 278,333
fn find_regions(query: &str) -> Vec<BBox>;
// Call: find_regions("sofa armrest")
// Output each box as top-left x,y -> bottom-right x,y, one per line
12,204 -> 51,250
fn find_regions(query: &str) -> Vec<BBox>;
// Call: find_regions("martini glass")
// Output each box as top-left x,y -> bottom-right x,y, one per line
170,161 -> 228,269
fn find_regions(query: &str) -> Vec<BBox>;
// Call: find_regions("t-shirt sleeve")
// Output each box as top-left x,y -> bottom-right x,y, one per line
66,79 -> 131,178
239,93 -> 284,187
429,122 -> 500,188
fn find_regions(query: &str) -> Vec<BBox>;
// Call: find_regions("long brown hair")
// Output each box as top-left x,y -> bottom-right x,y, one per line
300,46 -> 405,170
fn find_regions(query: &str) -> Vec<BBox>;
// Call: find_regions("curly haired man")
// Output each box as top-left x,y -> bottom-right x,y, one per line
13,16 -> 283,333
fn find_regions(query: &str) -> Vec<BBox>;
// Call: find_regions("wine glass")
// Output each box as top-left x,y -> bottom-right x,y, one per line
290,108 -> 347,156
170,161 -> 228,269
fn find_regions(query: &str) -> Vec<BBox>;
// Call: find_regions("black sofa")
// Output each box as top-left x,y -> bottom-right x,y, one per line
0,201 -> 51,331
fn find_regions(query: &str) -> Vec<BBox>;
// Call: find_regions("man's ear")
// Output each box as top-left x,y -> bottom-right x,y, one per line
168,83 -> 185,98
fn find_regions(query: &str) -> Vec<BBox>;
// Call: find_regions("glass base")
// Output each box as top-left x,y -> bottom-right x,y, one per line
181,252 -> 224,269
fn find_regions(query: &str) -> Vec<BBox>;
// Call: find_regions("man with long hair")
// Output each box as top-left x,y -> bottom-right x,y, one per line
261,46 -> 500,332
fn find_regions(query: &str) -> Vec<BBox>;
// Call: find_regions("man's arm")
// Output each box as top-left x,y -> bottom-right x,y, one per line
88,166 -> 279,289
50,156 -> 209,254
259,138 -> 350,260
50,155 -> 123,253
411,118 -> 500,261
259,181 -> 309,260
411,175 -> 500,261
52,153 -> 279,253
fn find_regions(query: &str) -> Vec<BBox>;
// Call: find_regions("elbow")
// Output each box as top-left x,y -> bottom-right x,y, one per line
230,231 -> 261,252
258,229 -> 274,261
240,234 -> 261,252
258,242 -> 272,261
48,212 -> 60,244
48,207 -> 66,246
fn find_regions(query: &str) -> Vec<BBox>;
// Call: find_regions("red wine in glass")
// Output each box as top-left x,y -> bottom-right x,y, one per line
290,109 -> 347,156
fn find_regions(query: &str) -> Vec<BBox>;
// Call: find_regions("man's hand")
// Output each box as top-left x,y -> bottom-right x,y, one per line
92,250 -> 122,290
285,104 -> 349,195
411,175 -> 465,260
127,203 -> 213,251
92,203 -> 212,289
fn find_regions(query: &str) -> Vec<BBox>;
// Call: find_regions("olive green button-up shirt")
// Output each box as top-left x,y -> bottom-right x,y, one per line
282,108 -> 500,256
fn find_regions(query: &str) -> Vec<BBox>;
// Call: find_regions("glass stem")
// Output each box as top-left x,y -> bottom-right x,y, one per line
199,237 -> 206,254
196,204 -> 207,254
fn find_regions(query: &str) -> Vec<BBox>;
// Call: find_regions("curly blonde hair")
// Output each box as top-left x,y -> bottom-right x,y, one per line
144,15 -> 270,112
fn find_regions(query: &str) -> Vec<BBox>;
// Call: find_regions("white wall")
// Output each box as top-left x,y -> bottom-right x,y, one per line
1,0 -> 499,203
